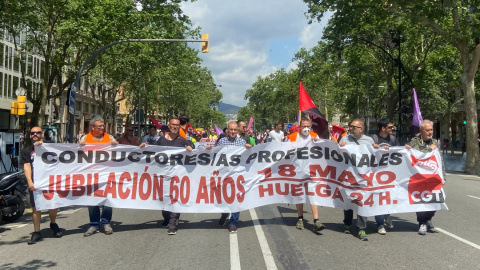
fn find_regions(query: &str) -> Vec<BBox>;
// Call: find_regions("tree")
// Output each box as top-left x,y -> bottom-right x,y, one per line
303,0 -> 480,173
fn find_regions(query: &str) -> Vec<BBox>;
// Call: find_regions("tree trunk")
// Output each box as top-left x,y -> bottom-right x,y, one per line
461,74 -> 480,174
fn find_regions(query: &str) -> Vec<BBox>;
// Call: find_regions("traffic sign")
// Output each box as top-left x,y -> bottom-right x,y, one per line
68,85 -> 76,115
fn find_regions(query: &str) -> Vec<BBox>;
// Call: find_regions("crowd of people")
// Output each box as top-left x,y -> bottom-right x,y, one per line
22,115 -> 445,244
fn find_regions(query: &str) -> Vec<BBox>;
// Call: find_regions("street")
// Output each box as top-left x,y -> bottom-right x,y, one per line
1,172 -> 479,270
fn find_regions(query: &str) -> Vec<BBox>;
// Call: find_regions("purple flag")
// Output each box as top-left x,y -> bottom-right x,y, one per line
412,88 -> 423,127
214,124 -> 223,135
412,88 -> 423,136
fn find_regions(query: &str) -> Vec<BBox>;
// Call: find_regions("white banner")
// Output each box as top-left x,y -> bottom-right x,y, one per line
33,140 -> 448,216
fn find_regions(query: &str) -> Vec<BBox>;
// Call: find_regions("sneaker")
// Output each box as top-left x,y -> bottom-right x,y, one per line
50,223 -> 63,238
161,219 -> 169,228
358,230 -> 368,241
385,216 -> 394,229
344,225 -> 351,234
167,230 -> 176,235
426,220 -> 439,233
103,224 -> 113,235
296,219 -> 304,230
228,225 -> 237,233
418,223 -> 427,235
219,213 -> 229,226
378,226 -> 387,235
313,221 -> 326,232
28,232 -> 42,245
84,226 -> 99,237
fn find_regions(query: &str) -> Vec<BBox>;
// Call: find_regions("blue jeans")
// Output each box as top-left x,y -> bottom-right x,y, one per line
229,212 -> 240,226
375,215 -> 385,227
88,206 -> 112,229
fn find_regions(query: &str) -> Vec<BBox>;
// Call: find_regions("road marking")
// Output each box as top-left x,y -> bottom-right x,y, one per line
1,224 -> 28,229
467,195 -> 480,200
437,227 -> 480,250
249,208 -> 278,270
230,232 -> 241,270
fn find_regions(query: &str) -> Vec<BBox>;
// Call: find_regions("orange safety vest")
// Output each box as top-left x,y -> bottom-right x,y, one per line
287,131 -> 318,142
179,127 -> 187,139
85,132 -> 111,143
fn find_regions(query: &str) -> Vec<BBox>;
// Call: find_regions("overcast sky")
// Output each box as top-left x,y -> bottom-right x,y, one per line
181,0 -> 331,107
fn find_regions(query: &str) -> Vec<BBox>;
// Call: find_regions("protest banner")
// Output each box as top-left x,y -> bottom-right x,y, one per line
33,140 -> 447,216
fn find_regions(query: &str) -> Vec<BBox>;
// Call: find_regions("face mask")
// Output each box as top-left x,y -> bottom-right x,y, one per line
302,127 -> 310,136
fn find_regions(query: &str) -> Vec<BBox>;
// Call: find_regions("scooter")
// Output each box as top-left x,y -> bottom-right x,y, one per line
0,170 -> 27,223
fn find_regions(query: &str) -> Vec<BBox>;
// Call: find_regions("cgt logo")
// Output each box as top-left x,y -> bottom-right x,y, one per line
411,154 -> 439,173
408,173 -> 444,204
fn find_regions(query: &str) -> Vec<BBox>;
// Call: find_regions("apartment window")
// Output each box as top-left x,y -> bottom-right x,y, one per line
13,53 -> 19,72
13,76 -> 19,97
0,72 -> 3,97
27,55 -> 32,76
7,46 -> 12,69
6,75 -> 11,97
39,60 -> 43,79
0,44 -> 4,67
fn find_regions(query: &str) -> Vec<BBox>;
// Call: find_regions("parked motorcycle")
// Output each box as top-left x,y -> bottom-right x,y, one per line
0,170 -> 27,223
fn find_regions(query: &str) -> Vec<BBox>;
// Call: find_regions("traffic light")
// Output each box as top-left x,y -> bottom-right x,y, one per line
463,120 -> 467,125
201,33 -> 209,53
17,95 -> 26,115
10,101 -> 18,115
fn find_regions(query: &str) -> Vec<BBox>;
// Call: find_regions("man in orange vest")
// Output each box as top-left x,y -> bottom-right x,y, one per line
79,116 -> 118,237
285,119 -> 325,233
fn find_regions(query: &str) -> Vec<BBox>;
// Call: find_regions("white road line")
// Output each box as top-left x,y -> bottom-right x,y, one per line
230,232 -> 241,270
1,224 -> 28,229
467,195 -> 480,200
437,228 -> 480,250
249,208 -> 278,270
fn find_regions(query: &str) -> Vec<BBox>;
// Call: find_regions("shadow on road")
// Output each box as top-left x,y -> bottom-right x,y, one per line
0,259 -> 57,269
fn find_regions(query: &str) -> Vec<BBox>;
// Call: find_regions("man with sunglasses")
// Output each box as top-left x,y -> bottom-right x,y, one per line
118,126 -> 139,145
21,127 -> 63,244
339,119 -> 378,241
140,117 -> 193,235
79,116 -> 118,237
371,118 -> 400,234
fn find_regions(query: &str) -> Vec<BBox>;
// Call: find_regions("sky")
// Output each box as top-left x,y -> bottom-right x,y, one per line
180,0 -> 331,107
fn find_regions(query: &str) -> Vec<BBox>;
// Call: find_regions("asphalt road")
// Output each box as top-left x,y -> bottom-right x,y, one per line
1,172 -> 479,270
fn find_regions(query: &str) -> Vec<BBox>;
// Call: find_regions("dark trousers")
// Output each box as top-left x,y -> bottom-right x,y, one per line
416,211 -> 436,224
162,210 -> 180,231
343,210 -> 370,230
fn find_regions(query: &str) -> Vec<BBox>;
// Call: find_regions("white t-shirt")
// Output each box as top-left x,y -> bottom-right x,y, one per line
269,130 -> 284,142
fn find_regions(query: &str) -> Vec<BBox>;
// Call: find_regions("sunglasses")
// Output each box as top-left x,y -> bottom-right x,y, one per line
387,126 -> 395,129
349,125 -> 362,129
31,131 -> 42,134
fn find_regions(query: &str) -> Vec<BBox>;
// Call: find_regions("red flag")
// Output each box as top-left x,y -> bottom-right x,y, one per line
331,124 -> 345,141
186,122 -> 202,136
299,82 -> 329,139
148,116 -> 164,129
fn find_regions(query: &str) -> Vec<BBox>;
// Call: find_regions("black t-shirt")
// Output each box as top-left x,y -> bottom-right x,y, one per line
372,134 -> 400,147
154,135 -> 189,148
21,145 -> 35,181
